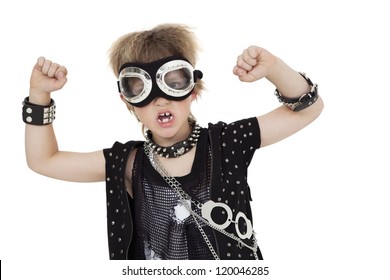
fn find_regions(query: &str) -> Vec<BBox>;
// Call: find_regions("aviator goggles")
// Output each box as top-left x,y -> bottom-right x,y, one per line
117,56 -> 203,107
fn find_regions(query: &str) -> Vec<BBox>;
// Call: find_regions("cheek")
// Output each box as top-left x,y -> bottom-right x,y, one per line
134,107 -> 151,123
133,108 -> 143,118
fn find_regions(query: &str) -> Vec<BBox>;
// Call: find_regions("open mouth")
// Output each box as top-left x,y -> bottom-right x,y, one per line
157,112 -> 173,123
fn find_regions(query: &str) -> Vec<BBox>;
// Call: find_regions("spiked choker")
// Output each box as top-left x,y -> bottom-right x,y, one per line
145,122 -> 201,158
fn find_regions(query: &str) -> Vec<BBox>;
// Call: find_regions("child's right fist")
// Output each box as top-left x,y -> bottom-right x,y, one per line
30,57 -> 68,96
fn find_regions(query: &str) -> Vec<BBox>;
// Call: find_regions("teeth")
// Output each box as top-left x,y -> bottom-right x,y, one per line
158,112 -> 173,123
160,116 -> 173,123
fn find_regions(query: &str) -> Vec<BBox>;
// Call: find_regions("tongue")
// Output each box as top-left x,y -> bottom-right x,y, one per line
158,116 -> 171,123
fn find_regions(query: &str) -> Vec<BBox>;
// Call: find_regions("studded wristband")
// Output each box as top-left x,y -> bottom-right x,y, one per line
22,97 -> 56,125
275,72 -> 319,112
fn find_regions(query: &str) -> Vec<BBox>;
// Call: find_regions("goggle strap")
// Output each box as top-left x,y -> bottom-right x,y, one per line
194,70 -> 203,82
117,81 -> 121,93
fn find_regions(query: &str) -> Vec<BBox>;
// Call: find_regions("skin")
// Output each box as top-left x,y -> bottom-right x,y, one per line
25,46 -> 323,197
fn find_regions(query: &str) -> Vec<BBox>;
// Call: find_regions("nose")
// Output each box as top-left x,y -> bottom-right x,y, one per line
153,97 -> 170,106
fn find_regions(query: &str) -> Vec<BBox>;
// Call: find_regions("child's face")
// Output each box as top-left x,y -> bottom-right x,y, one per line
133,94 -> 195,146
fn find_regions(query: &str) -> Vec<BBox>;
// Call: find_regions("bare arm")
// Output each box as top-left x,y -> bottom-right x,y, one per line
25,57 -> 105,182
233,46 -> 324,147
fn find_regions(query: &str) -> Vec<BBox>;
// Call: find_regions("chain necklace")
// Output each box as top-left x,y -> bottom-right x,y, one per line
144,143 -> 259,260
145,122 -> 201,158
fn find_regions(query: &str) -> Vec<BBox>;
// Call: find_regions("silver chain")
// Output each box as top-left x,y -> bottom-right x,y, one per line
144,143 -> 259,260
191,211 -> 220,259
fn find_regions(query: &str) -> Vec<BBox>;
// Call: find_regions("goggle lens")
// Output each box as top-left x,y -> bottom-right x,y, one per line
161,67 -> 193,93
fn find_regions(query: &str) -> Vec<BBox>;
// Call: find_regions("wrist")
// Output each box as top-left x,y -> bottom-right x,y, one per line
265,56 -> 284,81
29,88 -> 52,106
266,58 -> 312,99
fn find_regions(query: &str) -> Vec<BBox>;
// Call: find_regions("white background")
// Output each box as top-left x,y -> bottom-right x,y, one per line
1,0 -> 389,279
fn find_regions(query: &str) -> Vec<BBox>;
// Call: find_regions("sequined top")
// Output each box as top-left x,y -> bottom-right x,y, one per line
128,128 -> 215,259
104,117 -> 263,260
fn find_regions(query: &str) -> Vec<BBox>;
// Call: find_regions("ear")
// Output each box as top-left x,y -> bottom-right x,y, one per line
119,94 -> 133,110
191,92 -> 198,101
119,94 -> 130,109
119,94 -> 128,105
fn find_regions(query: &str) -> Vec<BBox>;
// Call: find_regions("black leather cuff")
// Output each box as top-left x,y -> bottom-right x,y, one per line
275,72 -> 319,112
22,97 -> 56,125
